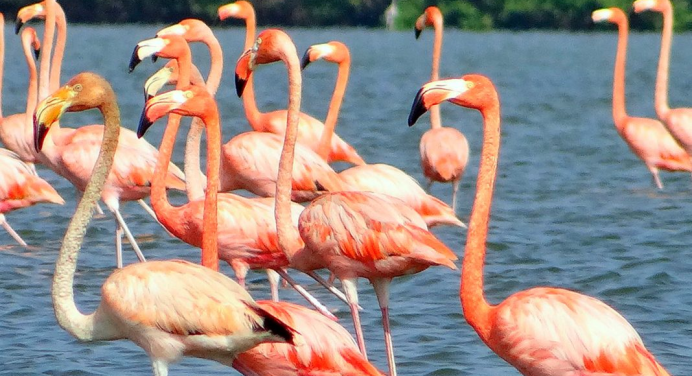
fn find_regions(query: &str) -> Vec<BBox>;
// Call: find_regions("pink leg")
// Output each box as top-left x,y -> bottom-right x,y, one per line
373,278 -> 396,376
266,269 -> 281,301
231,260 -> 248,289
342,278 -> 368,359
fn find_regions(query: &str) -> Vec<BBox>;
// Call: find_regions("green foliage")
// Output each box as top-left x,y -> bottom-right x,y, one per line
1,0 -> 692,30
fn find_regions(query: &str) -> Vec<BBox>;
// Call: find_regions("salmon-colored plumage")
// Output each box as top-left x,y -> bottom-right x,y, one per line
593,7 -> 692,189
408,74 -> 670,376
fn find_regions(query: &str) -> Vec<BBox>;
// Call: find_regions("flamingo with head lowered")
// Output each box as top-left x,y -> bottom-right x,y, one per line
408,74 -> 671,376
35,71 -> 295,376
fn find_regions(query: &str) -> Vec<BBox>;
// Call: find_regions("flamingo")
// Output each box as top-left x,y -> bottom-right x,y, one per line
237,28 -> 458,376
0,148 -> 64,245
35,72 -> 295,376
414,6 -> 469,212
218,1 -> 366,166
233,301 -> 384,376
633,0 -> 692,160
593,7 -> 692,189
408,74 -> 671,376
138,83 -> 342,319
129,35 -> 351,202
0,14 -> 42,166
302,40 -> 464,228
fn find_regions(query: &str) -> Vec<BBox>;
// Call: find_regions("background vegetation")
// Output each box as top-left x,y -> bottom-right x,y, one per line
1,0 -> 692,30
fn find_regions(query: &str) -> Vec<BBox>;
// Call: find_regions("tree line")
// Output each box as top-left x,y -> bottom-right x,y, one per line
1,0 -> 691,30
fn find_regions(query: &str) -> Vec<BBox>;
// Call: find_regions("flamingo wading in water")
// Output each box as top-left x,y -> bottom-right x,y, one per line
235,28 -> 459,376
36,72 -> 294,376
592,7 -> 692,189
408,74 -> 671,376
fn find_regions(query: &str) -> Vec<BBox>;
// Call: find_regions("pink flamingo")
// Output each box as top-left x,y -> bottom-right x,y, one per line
0,15 -> 43,166
593,7 -> 692,189
414,6 -> 469,211
409,74 -> 671,375
0,148 -> 64,245
633,0 -> 692,160
233,301 -> 384,376
35,71 -> 295,375
218,1 -> 366,166
302,40 -> 465,228
237,28 -> 458,376
138,83 -> 341,319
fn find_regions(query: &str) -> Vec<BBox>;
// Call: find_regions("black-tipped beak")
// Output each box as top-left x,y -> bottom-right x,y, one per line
152,55 -> 158,63
408,87 -> 428,127
137,107 -> 154,138
235,73 -> 247,98
15,19 -> 24,35
33,46 -> 40,60
129,46 -> 142,73
33,118 -> 48,152
414,27 -> 422,39
300,49 -> 312,70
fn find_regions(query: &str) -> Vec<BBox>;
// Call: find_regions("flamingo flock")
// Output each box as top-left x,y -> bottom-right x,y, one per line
0,0 -> 682,375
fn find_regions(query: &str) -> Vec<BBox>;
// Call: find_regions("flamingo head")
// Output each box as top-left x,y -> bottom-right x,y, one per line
408,74 -> 497,126
592,7 -> 627,24
633,0 -> 668,13
235,29 -> 296,97
15,2 -> 45,35
138,85 -> 216,138
21,26 -> 41,60
301,41 -> 349,70
218,1 -> 254,21
157,19 -> 212,44
34,73 -> 113,151
143,60 -> 207,102
414,6 -> 442,39
129,35 -> 190,73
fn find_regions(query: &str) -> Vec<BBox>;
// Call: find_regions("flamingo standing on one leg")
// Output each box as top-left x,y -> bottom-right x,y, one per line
593,7 -> 692,189
35,72 -> 295,376
233,301 -> 384,376
301,40 -> 464,228
218,1 -> 366,166
408,74 -> 671,376
634,0 -> 692,164
414,6 -> 469,212
236,28 -> 458,376
0,148 -> 64,245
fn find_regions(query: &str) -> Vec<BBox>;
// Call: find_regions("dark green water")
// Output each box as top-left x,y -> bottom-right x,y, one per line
1,24 -> 691,374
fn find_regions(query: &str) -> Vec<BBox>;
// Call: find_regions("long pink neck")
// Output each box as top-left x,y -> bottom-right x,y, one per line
240,13 -> 262,129
317,57 -> 349,161
22,31 -> 38,121
0,13 -> 4,119
38,0 -> 55,101
460,101 -> 500,344
50,4 -> 66,91
655,4 -> 673,119
274,43 -> 303,262
612,17 -> 629,128
429,18 -> 443,129
200,108 -> 220,271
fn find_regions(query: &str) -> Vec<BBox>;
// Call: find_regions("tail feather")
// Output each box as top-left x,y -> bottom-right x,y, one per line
251,304 -> 296,345
419,194 -> 465,228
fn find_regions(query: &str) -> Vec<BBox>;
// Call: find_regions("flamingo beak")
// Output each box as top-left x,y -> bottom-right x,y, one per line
218,3 -> 240,21
15,19 -> 25,35
34,86 -> 75,151
15,3 -> 44,35
408,79 -> 467,126
300,47 -> 313,70
235,49 -> 254,97
414,14 -> 427,39
633,0 -> 655,13
137,90 -> 188,138
129,38 -> 166,73
144,66 -> 175,102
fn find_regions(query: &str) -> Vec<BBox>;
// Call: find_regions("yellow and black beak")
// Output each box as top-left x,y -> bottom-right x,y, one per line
235,48 -> 255,97
34,85 -> 76,151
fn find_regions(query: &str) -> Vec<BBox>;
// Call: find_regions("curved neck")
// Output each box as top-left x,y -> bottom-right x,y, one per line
612,18 -> 629,127
50,5 -> 66,92
201,33 -> 223,96
460,101 -> 500,344
317,58 -> 349,161
274,48 -> 303,262
241,14 -> 262,129
429,19 -> 443,129
151,115 -> 185,233
22,33 -> 38,119
655,5 -> 673,119
0,14 -> 4,119
38,0 -> 55,102
200,109 -> 220,271
52,96 -> 121,342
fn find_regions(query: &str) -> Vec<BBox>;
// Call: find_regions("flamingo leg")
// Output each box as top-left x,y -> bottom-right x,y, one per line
451,178 -> 460,213
115,223 -> 123,268
342,278 -> 368,359
275,269 -> 338,321
0,214 -> 27,246
651,168 -> 663,190
424,179 -> 433,193
372,278 -> 397,376
151,359 -> 169,376
267,269 -> 281,301
111,207 -> 147,263
137,199 -> 176,237
306,271 -> 363,310
230,259 -> 248,289
95,202 -> 105,216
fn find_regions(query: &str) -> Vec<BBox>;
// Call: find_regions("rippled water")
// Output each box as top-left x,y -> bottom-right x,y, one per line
1,24 -> 692,375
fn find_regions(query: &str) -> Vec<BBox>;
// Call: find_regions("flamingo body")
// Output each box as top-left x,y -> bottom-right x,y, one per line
420,127 -> 469,183
0,148 -> 62,212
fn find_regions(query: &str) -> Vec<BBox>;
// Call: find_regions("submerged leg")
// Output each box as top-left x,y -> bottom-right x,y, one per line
0,214 -> 27,246
151,359 -> 169,376
111,207 -> 147,263
651,168 -> 663,190
372,278 -> 396,376
115,222 -> 123,268
306,271 -> 362,310
276,269 -> 337,321
451,178 -> 460,213
424,179 -> 433,193
342,278 -> 367,359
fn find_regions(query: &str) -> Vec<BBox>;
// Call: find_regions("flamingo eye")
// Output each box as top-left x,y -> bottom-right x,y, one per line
466,81 -> 475,89
73,84 -> 83,92
185,91 -> 193,99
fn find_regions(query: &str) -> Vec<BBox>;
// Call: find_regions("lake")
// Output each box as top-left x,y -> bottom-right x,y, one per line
1,23 -> 691,375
